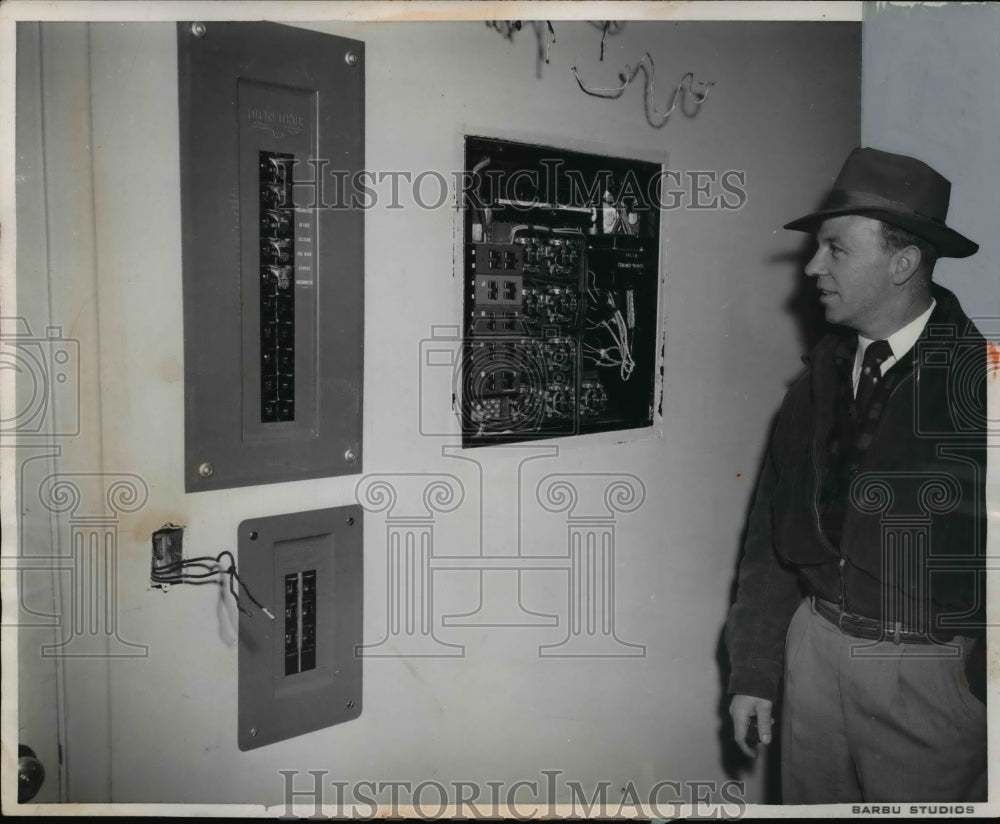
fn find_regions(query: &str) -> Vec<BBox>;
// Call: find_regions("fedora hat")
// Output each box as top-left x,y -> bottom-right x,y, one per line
783,147 -> 978,258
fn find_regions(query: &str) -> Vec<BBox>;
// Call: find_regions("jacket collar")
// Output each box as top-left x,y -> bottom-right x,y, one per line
800,282 -> 977,368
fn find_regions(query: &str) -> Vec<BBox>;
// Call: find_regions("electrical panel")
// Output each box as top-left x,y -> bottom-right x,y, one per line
178,21 -> 364,491
461,136 -> 662,447
237,506 -> 362,751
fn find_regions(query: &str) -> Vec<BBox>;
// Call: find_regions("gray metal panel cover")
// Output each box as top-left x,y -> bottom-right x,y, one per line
237,505 -> 363,750
178,21 -> 364,491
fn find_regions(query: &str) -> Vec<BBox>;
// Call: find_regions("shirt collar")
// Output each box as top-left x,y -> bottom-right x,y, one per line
857,298 -> 937,363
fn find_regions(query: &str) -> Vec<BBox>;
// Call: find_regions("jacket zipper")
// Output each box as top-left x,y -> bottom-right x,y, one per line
810,364 -> 916,613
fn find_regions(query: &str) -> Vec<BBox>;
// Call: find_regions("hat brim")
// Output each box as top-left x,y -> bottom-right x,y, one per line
784,207 -> 979,258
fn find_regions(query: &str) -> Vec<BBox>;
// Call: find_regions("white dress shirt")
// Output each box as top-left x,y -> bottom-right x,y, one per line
852,299 -> 936,396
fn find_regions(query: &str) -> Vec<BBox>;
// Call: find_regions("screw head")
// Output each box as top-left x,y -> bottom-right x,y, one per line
344,51 -> 358,66
344,449 -> 357,464
249,727 -> 258,738
249,530 -> 258,541
346,700 -> 355,709
346,517 -> 355,526
190,22 -> 207,38
197,462 -> 214,478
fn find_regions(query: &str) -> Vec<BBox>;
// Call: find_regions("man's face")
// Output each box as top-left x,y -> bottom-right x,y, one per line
804,214 -> 896,338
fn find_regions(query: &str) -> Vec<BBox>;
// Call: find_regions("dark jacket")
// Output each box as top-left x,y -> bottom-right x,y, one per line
726,283 -> 986,702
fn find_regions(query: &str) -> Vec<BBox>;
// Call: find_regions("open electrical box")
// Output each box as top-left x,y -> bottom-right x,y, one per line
460,136 -> 663,447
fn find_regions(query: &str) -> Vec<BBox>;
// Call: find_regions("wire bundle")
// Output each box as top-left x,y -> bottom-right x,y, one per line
584,272 -> 635,382
571,52 -> 714,129
151,550 -> 274,620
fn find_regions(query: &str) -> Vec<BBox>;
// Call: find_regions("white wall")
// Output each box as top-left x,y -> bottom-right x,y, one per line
862,2 -> 1000,318
861,2 -> 1000,806
15,19 -> 861,807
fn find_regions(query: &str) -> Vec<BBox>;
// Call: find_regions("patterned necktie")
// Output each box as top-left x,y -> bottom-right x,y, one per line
855,339 -> 892,419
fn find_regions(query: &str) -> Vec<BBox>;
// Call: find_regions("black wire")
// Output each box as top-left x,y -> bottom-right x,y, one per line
150,550 -> 268,618
150,576 -> 223,587
216,550 -> 266,611
154,561 -> 219,575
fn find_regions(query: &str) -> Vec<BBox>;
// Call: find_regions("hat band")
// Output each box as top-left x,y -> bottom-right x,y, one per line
826,188 -> 946,225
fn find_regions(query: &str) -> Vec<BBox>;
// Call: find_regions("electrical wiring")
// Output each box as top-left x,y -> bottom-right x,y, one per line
585,307 -> 635,380
571,52 -> 714,129
599,21 -> 611,61
533,20 -> 556,66
607,311 -> 636,380
611,202 -> 638,236
485,20 -> 522,40
151,550 -> 275,620
584,341 -> 623,368
471,156 -> 491,177
469,156 -> 493,236
485,20 -> 556,76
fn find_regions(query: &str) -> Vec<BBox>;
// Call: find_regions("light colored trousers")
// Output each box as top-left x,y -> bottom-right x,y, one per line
781,598 -> 986,804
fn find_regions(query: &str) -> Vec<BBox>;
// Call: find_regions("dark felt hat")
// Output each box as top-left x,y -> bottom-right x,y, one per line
783,147 -> 978,258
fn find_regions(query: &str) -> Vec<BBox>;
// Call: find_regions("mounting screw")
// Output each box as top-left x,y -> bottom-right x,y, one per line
249,530 -> 258,541
249,727 -> 258,738
346,517 -> 355,526
197,462 -> 214,478
344,449 -> 357,464
346,701 -> 355,709
190,22 -> 207,38
344,51 -> 358,66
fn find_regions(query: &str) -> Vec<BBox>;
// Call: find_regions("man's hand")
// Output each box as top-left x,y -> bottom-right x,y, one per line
729,694 -> 773,758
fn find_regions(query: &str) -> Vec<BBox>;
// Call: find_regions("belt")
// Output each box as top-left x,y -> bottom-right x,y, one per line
811,596 -> 952,645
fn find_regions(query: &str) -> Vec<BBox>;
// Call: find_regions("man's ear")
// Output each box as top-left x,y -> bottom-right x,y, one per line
890,245 -> 922,285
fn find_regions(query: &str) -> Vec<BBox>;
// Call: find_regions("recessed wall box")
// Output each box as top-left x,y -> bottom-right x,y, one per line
178,21 -> 364,491
150,524 -> 184,588
461,136 -> 663,446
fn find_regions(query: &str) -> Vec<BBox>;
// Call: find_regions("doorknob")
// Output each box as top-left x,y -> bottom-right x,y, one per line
18,745 -> 45,803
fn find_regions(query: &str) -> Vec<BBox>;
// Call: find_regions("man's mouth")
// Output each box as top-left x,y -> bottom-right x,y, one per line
818,288 -> 837,298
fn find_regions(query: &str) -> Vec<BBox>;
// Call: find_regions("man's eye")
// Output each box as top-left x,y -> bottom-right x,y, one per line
829,245 -> 844,257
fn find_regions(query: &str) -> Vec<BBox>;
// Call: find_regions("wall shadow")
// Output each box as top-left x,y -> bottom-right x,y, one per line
715,237 -> 829,804
714,413 -> 784,804
770,236 -> 830,355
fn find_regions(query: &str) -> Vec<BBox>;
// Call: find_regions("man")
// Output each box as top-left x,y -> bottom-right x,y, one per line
726,147 -> 987,803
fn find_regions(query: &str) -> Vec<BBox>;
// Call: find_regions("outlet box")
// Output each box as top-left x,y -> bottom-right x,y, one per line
237,505 -> 362,750
150,525 -> 184,588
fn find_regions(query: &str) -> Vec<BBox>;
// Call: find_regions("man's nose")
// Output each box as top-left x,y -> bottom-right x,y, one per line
804,249 -> 825,278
